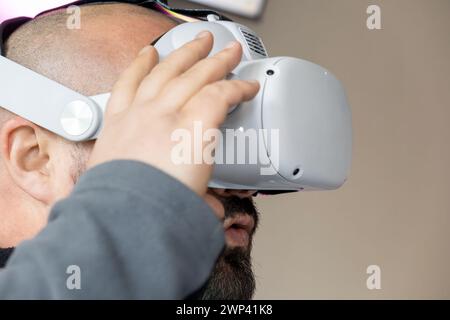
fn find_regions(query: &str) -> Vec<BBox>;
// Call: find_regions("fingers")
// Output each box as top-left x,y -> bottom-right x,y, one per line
105,46 -> 159,116
183,79 -> 260,127
150,41 -> 244,112
134,31 -> 214,104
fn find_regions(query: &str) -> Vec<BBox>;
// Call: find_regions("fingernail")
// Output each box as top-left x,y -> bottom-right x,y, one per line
225,41 -> 240,50
249,80 -> 260,85
139,45 -> 151,55
196,31 -> 210,39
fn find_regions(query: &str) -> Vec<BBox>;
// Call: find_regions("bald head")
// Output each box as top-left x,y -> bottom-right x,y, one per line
4,3 -> 177,95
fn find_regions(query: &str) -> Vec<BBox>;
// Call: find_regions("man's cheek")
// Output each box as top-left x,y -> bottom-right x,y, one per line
51,154 -> 80,203
203,193 -> 225,220
51,171 -> 76,203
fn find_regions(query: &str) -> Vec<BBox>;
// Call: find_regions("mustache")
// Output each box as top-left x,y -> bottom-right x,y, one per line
216,195 -> 260,232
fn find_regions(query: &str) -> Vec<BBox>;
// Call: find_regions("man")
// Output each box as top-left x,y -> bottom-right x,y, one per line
0,2 -> 260,299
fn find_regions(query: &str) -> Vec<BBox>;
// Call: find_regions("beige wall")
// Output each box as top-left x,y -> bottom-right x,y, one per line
172,0 -> 450,299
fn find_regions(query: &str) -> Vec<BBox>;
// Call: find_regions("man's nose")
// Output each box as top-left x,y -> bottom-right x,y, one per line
211,188 -> 257,198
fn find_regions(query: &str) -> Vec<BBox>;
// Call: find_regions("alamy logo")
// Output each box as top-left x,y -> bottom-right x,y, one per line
171,121 -> 280,175
66,265 -> 81,290
366,265 -> 381,290
366,5 -> 382,30
66,5 -> 81,30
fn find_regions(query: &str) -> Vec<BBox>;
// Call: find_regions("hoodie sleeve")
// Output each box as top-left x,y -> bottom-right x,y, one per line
0,160 -> 224,299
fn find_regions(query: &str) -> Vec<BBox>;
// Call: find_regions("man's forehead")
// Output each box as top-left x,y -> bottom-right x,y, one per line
6,3 -> 177,95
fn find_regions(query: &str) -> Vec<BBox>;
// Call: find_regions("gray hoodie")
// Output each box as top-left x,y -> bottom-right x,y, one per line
0,160 -> 224,299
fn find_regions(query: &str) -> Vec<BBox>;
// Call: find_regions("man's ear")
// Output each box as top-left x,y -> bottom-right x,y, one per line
0,116 -> 53,205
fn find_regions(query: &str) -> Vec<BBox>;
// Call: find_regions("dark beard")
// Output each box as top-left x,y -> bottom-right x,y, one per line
0,247 -> 14,268
193,247 -> 255,300
190,196 -> 259,300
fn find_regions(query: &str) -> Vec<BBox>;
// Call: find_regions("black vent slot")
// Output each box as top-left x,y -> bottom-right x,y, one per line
240,28 -> 267,57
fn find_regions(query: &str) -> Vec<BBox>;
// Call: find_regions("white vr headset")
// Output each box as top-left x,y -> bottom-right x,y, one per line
0,0 -> 352,195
